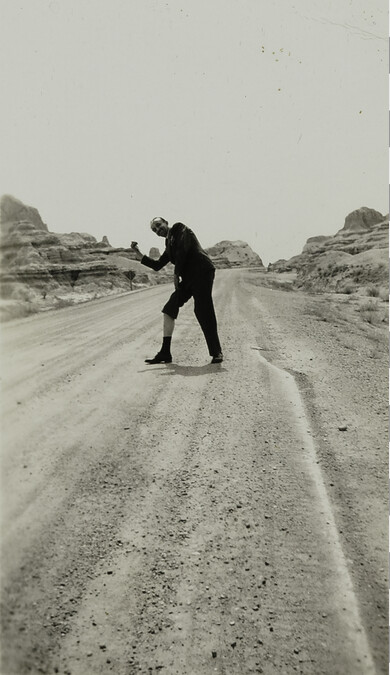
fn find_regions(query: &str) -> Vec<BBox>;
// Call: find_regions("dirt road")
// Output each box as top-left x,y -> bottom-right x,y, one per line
1,269 -> 387,675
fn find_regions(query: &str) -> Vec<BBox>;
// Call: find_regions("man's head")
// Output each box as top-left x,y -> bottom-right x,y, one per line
150,217 -> 169,238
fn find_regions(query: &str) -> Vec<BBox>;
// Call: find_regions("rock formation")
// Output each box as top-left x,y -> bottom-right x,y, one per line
0,195 -> 173,319
269,207 -> 388,293
0,196 -> 264,320
342,207 -> 384,233
205,240 -> 264,268
0,194 -> 48,234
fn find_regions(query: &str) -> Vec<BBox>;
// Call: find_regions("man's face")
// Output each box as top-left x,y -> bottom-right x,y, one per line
151,220 -> 169,237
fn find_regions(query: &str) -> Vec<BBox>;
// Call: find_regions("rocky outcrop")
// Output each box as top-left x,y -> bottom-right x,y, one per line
0,196 -> 264,320
206,240 -> 264,268
342,207 -> 384,232
0,194 -> 48,234
0,195 -> 173,319
269,207 -> 388,293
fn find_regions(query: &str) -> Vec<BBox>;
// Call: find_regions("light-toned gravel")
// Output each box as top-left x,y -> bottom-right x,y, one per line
1,269 -> 387,675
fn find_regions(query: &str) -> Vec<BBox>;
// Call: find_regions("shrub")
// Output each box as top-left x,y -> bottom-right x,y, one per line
365,284 -> 379,297
0,302 -> 39,321
54,296 -> 75,309
357,299 -> 378,312
0,282 -> 15,299
378,287 -> 389,302
357,299 -> 382,324
351,267 -> 363,280
337,283 -> 354,295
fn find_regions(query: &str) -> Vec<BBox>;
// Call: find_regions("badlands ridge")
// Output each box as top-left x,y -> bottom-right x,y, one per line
0,195 -> 387,320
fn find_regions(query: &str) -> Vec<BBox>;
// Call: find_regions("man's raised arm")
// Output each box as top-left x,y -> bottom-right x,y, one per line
131,241 -> 170,271
141,249 -> 170,271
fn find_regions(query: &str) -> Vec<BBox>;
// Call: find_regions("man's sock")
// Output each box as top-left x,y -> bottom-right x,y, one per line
161,336 -> 172,355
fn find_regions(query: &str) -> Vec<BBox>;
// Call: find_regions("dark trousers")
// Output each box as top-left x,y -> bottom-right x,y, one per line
162,270 -> 222,356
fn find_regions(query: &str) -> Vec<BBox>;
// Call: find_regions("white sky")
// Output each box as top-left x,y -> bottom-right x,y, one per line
1,0 -> 387,264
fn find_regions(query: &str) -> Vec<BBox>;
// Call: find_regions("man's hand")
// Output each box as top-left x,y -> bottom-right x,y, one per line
131,241 -> 144,261
174,273 -> 180,290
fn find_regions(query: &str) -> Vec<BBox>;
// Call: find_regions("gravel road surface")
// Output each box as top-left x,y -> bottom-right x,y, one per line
1,269 -> 387,675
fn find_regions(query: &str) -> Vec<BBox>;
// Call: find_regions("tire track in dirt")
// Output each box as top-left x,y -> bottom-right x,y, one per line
238,272 -> 387,674
252,346 -> 376,674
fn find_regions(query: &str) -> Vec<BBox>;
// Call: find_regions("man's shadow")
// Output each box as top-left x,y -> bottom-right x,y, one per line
139,363 -> 227,377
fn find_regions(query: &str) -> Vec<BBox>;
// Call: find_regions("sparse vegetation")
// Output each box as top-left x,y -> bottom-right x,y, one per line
245,271 -> 296,292
303,302 -> 335,323
0,301 -> 39,321
365,284 -> 379,297
0,282 -> 15,299
358,299 -> 378,311
337,283 -> 354,295
356,298 -> 388,325
54,296 -> 76,309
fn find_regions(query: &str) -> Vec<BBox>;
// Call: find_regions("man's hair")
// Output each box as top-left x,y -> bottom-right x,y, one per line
150,217 -> 168,232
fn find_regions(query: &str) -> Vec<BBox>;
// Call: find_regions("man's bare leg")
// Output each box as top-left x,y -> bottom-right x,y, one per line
163,313 -> 175,337
145,313 -> 175,364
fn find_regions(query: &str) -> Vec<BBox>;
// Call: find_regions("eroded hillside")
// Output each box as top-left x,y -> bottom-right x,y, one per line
0,196 -> 263,320
269,207 -> 388,294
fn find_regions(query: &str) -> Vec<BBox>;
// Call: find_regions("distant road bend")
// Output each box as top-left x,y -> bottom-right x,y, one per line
1,269 -> 387,674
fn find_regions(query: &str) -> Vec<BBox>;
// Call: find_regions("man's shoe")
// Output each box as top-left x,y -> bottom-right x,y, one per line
211,353 -> 223,364
145,352 -> 172,364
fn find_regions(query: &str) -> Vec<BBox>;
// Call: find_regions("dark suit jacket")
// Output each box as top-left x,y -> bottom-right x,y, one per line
141,222 -> 214,282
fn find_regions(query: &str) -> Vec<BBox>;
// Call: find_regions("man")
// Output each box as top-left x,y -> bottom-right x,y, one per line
131,217 -> 223,364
